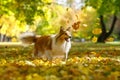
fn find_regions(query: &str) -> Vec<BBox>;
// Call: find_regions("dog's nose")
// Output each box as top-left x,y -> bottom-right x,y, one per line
69,36 -> 72,38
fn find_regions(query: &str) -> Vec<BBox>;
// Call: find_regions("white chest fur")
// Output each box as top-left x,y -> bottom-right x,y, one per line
51,35 -> 71,59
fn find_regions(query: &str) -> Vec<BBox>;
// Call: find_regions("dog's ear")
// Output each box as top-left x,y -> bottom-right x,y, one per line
66,27 -> 71,31
60,26 -> 64,33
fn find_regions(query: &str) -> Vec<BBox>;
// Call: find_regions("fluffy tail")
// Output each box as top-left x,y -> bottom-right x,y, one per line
19,32 -> 36,45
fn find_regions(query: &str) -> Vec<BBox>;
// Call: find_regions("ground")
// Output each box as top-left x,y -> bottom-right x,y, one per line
0,42 -> 120,80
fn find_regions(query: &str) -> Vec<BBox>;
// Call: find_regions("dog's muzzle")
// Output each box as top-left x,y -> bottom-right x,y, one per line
69,36 -> 72,39
65,36 -> 72,42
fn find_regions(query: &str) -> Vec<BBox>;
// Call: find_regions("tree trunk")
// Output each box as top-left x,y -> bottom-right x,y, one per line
97,15 -> 117,43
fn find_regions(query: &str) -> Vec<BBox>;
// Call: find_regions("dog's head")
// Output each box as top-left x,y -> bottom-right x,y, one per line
56,26 -> 72,42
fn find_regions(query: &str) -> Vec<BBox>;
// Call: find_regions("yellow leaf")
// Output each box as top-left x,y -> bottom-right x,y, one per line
11,38 -> 17,42
92,28 -> 102,35
106,37 -> 114,42
92,36 -> 98,43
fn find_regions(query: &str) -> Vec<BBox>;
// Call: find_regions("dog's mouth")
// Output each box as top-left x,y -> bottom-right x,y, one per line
65,38 -> 69,42
65,37 -> 71,42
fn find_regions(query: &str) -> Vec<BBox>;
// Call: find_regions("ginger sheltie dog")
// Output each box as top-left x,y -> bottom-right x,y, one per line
20,27 -> 71,61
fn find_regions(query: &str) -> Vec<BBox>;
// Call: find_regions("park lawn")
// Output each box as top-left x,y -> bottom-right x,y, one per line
0,42 -> 120,80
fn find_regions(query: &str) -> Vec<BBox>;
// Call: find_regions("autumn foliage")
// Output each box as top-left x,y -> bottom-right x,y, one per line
0,42 -> 120,80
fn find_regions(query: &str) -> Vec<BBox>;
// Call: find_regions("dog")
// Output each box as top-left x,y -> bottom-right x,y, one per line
20,26 -> 71,61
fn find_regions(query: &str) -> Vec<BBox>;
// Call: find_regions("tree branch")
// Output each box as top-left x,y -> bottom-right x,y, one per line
108,15 -> 117,35
99,15 -> 106,33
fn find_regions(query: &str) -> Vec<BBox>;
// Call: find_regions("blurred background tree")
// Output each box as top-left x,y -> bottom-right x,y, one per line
85,0 -> 120,42
0,0 -> 62,41
0,0 -> 81,42
0,0 -> 120,42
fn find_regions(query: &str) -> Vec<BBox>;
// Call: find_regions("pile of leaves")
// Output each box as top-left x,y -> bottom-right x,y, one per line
0,43 -> 120,80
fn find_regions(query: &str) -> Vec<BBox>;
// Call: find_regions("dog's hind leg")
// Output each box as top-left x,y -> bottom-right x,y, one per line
45,50 -> 52,61
32,45 -> 39,58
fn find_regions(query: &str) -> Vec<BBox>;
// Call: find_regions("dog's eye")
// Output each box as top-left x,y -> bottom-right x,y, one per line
64,33 -> 67,35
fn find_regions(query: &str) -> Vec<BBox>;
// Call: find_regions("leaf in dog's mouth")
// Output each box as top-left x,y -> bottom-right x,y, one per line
65,38 -> 69,42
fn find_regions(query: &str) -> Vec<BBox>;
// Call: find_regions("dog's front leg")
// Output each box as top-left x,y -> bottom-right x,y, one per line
64,52 -> 68,62
61,52 -> 68,61
64,42 -> 71,61
66,52 -> 68,61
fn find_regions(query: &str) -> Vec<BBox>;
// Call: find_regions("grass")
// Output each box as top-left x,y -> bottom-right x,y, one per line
70,42 -> 120,57
0,42 -> 120,58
